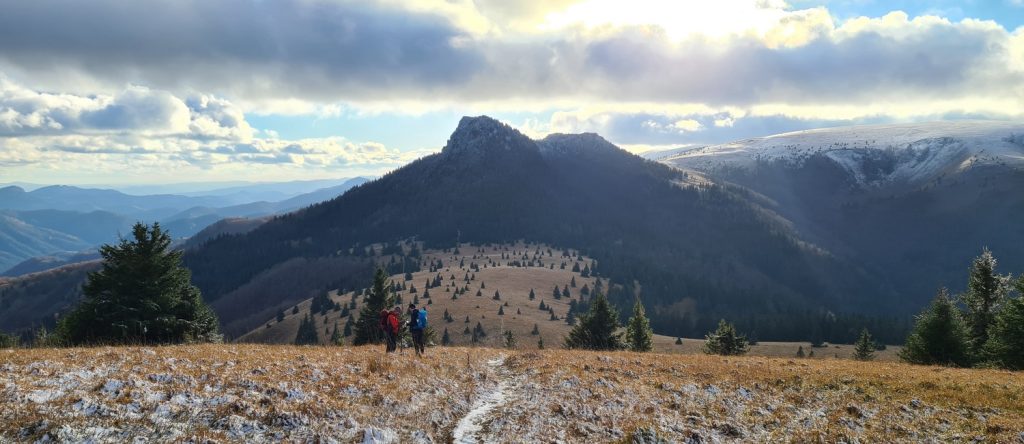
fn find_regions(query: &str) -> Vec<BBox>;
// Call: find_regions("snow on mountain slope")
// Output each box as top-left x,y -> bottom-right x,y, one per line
662,121 -> 1024,187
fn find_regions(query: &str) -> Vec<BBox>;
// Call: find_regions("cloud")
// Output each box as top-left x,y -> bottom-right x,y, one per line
0,77 -> 431,182
515,101 -> 1024,148
1,0 -> 1023,181
0,0 -> 483,105
0,1 -> 1019,118
0,77 -> 252,139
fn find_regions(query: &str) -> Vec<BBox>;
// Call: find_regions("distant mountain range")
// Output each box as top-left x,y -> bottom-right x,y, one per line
181,116 -> 890,339
658,120 -> 1024,311
5,117 -> 1023,345
0,177 -> 369,275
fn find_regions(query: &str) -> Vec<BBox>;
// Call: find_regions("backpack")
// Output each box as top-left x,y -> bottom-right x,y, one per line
417,308 -> 428,329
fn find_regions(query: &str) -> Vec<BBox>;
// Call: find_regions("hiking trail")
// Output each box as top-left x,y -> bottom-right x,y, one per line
452,356 -> 510,443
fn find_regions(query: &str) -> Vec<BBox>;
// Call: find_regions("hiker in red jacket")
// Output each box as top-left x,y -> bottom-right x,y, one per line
380,309 -> 399,353
387,307 -> 401,352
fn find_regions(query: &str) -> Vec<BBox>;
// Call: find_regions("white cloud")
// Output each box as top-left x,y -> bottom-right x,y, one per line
673,119 -> 703,132
0,77 -> 252,139
0,78 -> 431,183
713,117 -> 736,127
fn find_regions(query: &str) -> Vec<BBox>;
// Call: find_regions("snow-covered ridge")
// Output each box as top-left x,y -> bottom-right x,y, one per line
662,121 -> 1024,186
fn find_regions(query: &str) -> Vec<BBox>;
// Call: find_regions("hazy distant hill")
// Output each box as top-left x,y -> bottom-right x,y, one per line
0,214 -> 90,273
0,178 -> 369,275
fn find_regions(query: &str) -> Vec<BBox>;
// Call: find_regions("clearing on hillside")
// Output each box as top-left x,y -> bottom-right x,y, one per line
240,242 -> 903,361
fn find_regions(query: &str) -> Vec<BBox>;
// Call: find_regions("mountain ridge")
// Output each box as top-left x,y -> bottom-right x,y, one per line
183,115 -> 892,339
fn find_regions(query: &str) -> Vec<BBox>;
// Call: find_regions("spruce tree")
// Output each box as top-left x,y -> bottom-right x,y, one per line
442,327 -> 451,346
294,313 -> 319,345
0,332 -> 16,349
702,319 -> 748,356
796,346 -> 805,358
899,288 -> 971,367
531,323 -> 540,335
504,330 -> 516,349
674,337 -> 682,345
983,279 -> 1024,370
564,293 -> 623,350
962,249 -> 1010,357
55,222 -> 220,345
330,321 -> 343,345
529,289 -> 536,300
498,306 -> 505,316
343,316 -> 353,336
352,267 -> 393,345
625,298 -> 654,352
853,328 -> 875,361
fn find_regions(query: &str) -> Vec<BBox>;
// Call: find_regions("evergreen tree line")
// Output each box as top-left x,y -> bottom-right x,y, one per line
899,249 -> 1024,370
563,293 -> 654,352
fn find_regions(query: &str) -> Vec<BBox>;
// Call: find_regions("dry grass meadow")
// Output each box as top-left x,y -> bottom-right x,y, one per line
1,344 -> 1021,442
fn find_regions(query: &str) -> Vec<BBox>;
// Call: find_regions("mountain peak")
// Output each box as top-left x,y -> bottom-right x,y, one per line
538,132 -> 620,156
442,116 -> 538,159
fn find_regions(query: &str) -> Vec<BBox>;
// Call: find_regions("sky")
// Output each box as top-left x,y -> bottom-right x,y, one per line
1,0 -> 1022,185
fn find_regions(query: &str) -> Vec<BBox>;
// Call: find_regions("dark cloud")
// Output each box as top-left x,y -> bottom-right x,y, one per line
0,2 -> 1019,108
560,20 -> 1016,105
0,0 -> 484,103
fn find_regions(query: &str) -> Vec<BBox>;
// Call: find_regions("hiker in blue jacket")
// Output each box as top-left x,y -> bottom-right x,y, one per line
407,303 -> 427,356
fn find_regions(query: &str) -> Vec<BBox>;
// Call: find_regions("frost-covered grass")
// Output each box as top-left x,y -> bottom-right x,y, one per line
0,344 -> 501,443
2,345 -> 1022,443
488,350 -> 1024,443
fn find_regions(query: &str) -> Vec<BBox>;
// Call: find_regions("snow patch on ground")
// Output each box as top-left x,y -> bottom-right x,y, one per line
452,357 -> 508,444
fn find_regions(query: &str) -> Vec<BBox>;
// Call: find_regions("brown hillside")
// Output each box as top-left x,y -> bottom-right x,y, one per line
238,242 -> 594,349
238,242 -> 902,361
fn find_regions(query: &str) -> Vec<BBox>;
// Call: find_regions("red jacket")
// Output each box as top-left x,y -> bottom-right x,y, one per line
386,312 -> 400,335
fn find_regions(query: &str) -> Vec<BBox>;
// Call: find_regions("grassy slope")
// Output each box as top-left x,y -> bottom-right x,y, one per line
239,242 -> 903,361
238,242 -> 597,349
1,345 -> 1020,442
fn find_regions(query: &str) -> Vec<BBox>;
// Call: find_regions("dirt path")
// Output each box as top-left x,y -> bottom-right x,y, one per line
451,357 -> 511,443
